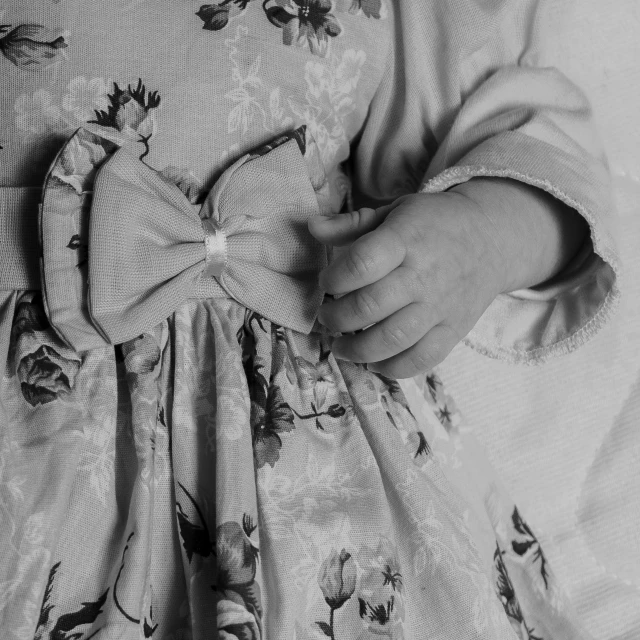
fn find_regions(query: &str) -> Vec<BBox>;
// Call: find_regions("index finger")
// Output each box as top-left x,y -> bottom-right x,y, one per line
318,224 -> 406,295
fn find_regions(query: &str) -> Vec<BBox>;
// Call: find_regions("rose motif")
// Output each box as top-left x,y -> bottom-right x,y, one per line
119,332 -> 162,391
11,292 -> 81,407
0,23 -> 68,70
87,78 -> 160,159
217,520 -> 259,587
53,131 -> 114,194
18,345 -> 80,406
318,548 -> 357,610
218,597 -> 261,640
264,0 -> 342,57
215,518 -> 263,637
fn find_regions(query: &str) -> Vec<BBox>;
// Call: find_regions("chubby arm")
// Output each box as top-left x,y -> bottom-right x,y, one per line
352,0 -> 620,366
450,177 -> 589,293
310,177 -> 590,379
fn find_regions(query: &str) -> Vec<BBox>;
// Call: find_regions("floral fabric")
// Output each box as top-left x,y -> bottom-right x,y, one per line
0,0 -> 618,639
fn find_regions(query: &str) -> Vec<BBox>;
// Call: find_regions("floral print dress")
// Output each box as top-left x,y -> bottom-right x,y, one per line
0,1 -> 621,639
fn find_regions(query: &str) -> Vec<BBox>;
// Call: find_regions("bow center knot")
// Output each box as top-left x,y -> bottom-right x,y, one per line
202,217 -> 227,278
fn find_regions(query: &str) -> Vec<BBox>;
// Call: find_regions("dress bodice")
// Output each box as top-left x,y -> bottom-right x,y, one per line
0,0 -> 391,204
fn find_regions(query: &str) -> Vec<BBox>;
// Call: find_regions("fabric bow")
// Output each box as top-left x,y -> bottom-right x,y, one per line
39,127 -> 329,351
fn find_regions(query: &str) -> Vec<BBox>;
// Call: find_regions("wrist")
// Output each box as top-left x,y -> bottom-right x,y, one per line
449,177 -> 589,293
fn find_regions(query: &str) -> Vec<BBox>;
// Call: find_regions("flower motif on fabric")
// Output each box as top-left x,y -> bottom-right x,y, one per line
0,23 -> 68,70
335,0 -> 383,19
423,371 -> 460,433
62,76 -> 111,122
369,371 -> 414,428
238,312 -> 297,468
159,165 -> 204,204
294,344 -> 336,408
289,48 -> 366,165
87,79 -> 160,160
316,548 -> 357,639
119,333 -> 163,393
51,129 -> 116,195
14,89 -> 67,135
196,0 -> 253,30
511,507 -> 550,590
215,516 -> 263,639
264,0 -> 342,58
355,537 -> 405,640
10,292 -> 81,407
258,374 -> 297,466
493,544 -> 543,640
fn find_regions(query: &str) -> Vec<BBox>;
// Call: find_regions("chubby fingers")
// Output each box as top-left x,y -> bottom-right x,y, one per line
331,303 -> 435,364
318,223 -> 406,295
308,205 -> 394,247
318,266 -> 419,333
368,324 -> 460,379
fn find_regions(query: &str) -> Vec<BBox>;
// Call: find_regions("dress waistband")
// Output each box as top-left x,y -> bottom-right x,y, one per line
0,186 -> 42,290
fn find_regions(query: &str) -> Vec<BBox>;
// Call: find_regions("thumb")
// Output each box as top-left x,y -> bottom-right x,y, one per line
308,205 -> 394,247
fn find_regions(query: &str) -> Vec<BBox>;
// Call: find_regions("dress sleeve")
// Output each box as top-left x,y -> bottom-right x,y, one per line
353,0 -> 620,364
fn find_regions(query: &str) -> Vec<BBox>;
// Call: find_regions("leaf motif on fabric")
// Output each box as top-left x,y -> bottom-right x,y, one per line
34,561 -> 61,640
510,507 -> 550,590
266,382 -> 295,431
493,545 -> 544,639
176,482 -> 214,563
49,588 -> 109,640
413,431 -> 431,458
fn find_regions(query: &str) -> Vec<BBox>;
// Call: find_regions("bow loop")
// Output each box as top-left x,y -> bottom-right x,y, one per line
40,127 -> 329,351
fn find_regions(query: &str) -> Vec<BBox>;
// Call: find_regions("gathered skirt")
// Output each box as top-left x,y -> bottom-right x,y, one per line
0,290 -> 589,640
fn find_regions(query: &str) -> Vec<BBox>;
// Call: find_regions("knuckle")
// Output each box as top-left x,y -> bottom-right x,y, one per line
352,289 -> 380,320
380,322 -> 410,351
405,267 -> 430,301
409,346 -> 437,374
345,246 -> 374,281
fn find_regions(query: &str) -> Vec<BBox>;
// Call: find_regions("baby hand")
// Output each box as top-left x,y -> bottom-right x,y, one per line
308,191 -> 507,378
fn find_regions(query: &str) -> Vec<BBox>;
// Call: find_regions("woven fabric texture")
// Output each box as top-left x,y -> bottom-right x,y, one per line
0,0 -> 621,638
